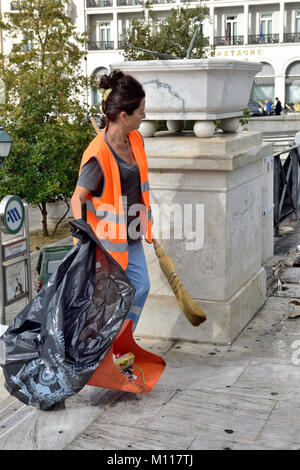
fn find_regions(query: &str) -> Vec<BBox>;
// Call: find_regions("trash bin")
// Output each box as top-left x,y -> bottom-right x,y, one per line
36,245 -> 73,291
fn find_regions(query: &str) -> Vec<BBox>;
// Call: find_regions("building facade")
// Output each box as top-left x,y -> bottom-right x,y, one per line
1,0 -> 300,107
73,0 -> 300,108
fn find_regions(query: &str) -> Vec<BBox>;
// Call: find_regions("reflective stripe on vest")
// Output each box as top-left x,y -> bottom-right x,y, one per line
100,239 -> 129,253
141,181 -> 150,193
86,200 -> 126,225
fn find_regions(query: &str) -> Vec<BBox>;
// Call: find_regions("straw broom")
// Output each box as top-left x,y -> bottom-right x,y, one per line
151,237 -> 206,326
89,117 -> 206,327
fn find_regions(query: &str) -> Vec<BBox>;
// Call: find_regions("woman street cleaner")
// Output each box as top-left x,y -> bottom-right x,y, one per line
0,71 -> 157,410
71,69 -> 152,332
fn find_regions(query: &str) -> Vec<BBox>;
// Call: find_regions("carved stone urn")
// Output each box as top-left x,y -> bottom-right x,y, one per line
111,58 -> 261,138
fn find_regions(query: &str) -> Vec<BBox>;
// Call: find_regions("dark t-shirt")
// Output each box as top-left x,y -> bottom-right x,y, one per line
77,133 -> 143,243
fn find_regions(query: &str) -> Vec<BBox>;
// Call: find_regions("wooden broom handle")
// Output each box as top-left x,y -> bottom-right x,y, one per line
90,116 -> 101,135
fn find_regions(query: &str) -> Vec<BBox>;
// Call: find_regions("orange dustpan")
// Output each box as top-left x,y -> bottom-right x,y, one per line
87,319 -> 166,393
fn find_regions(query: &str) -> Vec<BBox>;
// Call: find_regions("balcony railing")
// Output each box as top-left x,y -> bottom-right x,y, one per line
214,35 -> 244,46
150,0 -> 176,3
86,0 -> 112,7
88,33 -> 300,52
118,40 -> 127,49
284,32 -> 300,43
88,41 -> 114,50
117,0 -> 143,4
117,0 -> 175,4
88,0 -> 177,5
248,34 -> 279,44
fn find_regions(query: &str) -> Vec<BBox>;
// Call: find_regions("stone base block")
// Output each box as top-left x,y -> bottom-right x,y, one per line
135,267 -> 266,345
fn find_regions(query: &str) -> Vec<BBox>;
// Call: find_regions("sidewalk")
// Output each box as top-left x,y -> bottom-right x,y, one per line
1,221 -> 300,450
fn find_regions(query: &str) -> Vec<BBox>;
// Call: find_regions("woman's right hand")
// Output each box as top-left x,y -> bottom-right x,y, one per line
71,185 -> 91,220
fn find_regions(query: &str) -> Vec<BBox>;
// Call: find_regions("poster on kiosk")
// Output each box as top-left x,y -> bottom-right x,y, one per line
0,195 -> 32,324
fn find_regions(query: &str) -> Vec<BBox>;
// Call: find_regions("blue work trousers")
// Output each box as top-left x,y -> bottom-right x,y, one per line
125,240 -> 150,331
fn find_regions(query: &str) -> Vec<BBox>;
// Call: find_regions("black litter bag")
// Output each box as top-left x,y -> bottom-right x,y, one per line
0,219 -> 135,410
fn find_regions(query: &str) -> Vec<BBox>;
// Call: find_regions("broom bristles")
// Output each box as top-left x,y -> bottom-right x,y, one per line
152,237 -> 206,326
170,275 -> 206,326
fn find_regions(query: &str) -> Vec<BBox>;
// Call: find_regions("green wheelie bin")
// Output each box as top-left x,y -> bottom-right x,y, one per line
36,245 -> 73,291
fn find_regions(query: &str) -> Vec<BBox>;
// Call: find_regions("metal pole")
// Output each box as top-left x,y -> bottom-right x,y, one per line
0,224 -> 5,324
292,149 -> 298,221
24,204 -> 32,303
273,155 -> 280,236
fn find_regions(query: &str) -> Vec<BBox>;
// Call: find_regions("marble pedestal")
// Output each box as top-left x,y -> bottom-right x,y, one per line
135,131 -> 273,344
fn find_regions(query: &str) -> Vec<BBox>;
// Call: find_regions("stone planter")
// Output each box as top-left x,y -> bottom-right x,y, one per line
111,58 -> 261,137
245,113 -> 300,136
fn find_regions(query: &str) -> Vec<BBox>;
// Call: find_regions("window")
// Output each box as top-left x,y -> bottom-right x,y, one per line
260,14 -> 272,35
226,16 -> 237,37
96,22 -> 111,43
296,11 -> 300,33
286,61 -> 300,105
251,62 -> 275,101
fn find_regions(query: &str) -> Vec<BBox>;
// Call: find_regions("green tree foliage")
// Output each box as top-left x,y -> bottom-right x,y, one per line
0,0 -> 96,235
123,3 -> 212,61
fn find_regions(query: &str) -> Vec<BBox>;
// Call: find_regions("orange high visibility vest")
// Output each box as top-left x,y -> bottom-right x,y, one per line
79,129 -> 152,270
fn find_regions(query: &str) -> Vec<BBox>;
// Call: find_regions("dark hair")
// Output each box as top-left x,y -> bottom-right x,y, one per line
99,69 -> 145,124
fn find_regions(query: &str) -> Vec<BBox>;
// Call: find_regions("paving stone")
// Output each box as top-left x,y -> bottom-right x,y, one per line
67,388 -> 276,450
0,386 -> 123,450
134,337 -> 175,355
67,387 -> 184,450
157,349 -> 247,392
188,435 -> 298,450
67,421 -> 188,450
188,435 -> 275,450
254,399 -> 300,449
148,388 -> 276,442
219,328 -> 294,366
230,360 -> 300,400
227,440 -> 299,450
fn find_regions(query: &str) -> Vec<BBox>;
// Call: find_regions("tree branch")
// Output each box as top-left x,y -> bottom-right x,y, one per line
52,197 -> 70,235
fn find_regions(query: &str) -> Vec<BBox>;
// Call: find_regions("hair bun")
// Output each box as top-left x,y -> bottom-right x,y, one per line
98,69 -> 145,125
100,69 -> 124,90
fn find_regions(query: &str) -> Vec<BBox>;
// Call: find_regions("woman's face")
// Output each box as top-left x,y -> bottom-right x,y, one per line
126,98 -> 146,131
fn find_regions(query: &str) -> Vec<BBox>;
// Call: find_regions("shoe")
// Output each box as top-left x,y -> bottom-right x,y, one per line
42,400 -> 66,411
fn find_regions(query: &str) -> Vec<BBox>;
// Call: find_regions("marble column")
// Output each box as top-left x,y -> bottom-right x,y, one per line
112,11 -> 118,50
244,3 -> 249,45
209,5 -> 215,46
279,1 -> 285,43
